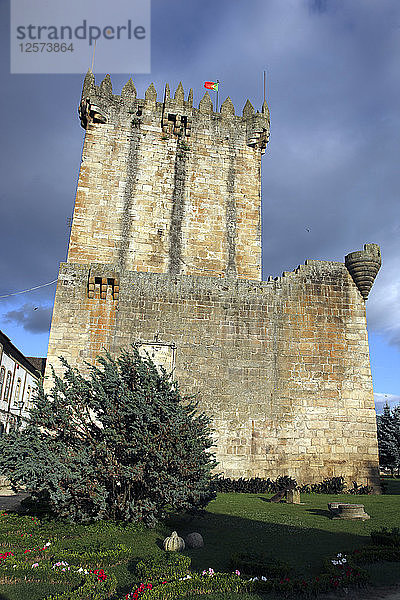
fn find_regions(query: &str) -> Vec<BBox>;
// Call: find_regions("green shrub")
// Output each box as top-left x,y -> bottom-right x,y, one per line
0,346 -> 217,526
212,476 -> 296,494
299,476 -> 347,494
212,475 -> 372,495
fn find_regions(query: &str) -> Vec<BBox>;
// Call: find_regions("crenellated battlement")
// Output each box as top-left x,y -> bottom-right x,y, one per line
78,71 -> 270,153
70,71 -> 268,280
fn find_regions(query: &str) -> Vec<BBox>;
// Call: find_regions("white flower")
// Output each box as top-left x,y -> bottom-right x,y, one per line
261,576 -> 268,581
44,542 -> 51,547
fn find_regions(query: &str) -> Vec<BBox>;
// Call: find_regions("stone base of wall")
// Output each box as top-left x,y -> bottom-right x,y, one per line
45,261 -> 381,491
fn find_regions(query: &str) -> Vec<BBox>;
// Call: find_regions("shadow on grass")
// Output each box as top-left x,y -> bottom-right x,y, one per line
257,496 -> 283,504
161,494 -> 400,580
305,508 -> 332,518
155,537 -> 164,550
381,476 -> 400,495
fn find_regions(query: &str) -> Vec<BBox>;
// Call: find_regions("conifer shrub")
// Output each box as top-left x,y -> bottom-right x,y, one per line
0,346 -> 217,525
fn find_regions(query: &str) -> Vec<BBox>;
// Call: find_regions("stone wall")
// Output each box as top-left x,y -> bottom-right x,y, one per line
45,259 -> 380,488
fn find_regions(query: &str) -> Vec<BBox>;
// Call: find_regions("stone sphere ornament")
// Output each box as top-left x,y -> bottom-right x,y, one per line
163,531 -> 185,551
185,532 -> 204,549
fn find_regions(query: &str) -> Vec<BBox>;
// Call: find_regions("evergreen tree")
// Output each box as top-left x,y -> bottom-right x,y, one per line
376,402 -> 400,476
0,347 -> 217,525
392,404 -> 400,476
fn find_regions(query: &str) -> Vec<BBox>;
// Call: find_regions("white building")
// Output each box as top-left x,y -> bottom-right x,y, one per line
0,331 -> 44,433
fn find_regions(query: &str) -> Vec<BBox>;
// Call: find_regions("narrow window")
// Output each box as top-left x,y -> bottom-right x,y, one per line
3,371 -> 12,402
26,385 -> 31,410
0,367 -> 5,401
13,378 -> 21,406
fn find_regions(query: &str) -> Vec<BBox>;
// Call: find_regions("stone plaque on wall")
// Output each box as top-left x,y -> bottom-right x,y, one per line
138,341 -> 176,374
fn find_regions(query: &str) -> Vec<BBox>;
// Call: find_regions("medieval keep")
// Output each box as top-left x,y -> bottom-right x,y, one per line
45,71 -> 382,488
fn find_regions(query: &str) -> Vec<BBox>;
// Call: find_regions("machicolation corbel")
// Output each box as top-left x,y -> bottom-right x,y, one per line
345,243 -> 381,300
246,110 -> 270,154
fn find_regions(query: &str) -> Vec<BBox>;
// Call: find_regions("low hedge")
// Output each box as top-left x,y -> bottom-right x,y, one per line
211,475 -> 373,495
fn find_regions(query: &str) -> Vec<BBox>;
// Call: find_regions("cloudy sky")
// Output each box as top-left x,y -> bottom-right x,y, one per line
0,0 -> 399,413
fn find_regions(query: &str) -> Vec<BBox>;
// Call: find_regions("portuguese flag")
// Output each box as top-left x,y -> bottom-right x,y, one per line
204,81 -> 219,91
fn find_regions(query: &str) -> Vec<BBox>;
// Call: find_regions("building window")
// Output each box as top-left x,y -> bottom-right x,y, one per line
25,385 -> 31,410
4,371 -> 12,403
13,378 -> 21,406
0,367 -> 5,401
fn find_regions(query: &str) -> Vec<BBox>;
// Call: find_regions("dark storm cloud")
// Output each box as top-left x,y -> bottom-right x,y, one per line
0,0 -> 399,359
4,304 -> 52,334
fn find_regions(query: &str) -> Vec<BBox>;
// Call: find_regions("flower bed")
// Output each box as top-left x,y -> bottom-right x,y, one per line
0,500 -> 399,599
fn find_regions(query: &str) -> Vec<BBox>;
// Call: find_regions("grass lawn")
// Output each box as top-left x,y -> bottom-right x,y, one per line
0,487 -> 399,599
175,490 -> 399,577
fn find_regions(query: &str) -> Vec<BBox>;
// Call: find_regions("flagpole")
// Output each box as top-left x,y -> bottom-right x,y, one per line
216,79 -> 219,112
91,40 -> 96,72
263,70 -> 266,104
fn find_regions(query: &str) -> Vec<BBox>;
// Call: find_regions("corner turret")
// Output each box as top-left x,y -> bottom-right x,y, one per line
345,244 -> 382,300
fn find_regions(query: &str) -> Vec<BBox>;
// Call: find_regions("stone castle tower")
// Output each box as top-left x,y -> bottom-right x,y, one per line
45,72 -> 382,488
